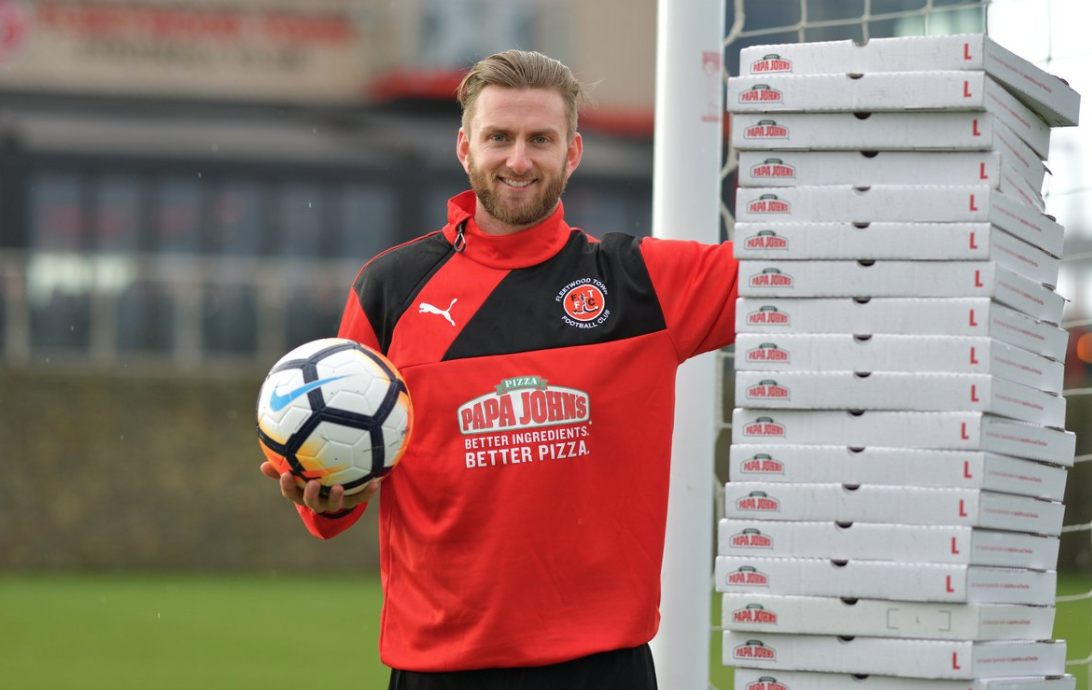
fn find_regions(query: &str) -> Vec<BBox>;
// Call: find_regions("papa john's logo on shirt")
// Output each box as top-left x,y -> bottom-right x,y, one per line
557,278 -> 610,329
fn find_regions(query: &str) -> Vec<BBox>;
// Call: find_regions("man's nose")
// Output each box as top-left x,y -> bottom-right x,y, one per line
506,142 -> 533,174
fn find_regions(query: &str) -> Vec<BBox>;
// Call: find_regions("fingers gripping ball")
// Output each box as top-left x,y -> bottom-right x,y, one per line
256,338 -> 413,495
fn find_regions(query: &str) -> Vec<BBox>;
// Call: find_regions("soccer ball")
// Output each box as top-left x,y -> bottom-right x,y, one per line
256,338 -> 412,495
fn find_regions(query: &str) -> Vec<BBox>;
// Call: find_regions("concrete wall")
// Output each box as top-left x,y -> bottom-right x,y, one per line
1,368 -> 380,572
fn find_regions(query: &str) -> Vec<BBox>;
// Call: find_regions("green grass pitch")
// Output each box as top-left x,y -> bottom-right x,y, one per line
1,572 -> 1087,689
0,572 -> 387,689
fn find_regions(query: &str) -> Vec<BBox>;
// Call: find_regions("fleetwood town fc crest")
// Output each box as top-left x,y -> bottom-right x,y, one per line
557,278 -> 611,329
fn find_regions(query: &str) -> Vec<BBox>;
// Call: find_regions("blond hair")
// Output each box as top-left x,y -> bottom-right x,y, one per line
457,50 -> 588,140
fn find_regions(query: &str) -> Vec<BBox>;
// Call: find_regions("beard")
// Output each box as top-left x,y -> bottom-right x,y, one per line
467,155 -> 569,229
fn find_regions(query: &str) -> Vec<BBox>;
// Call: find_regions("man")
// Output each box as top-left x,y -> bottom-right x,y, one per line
262,50 -> 738,689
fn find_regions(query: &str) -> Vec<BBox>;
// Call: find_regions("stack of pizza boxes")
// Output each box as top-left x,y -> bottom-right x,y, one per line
720,34 -> 1082,690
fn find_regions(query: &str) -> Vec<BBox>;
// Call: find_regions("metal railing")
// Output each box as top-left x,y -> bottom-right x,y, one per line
0,249 -> 359,375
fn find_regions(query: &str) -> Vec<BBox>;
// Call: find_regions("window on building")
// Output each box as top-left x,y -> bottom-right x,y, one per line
207,180 -> 264,256
26,256 -> 93,351
201,282 -> 258,353
153,177 -> 204,254
563,184 -> 652,238
30,172 -> 85,252
284,278 -> 344,348
119,175 -> 207,354
93,175 -> 142,253
333,184 -> 398,263
278,182 -> 326,258
28,172 -> 91,350
423,184 -> 457,235
116,279 -> 175,353
0,274 -> 7,351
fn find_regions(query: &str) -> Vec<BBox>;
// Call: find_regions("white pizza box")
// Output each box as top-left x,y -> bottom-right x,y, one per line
726,72 -> 1051,157
738,261 -> 1064,323
732,669 -> 1076,690
722,593 -> 1056,640
735,371 -> 1066,428
734,334 -> 1064,394
733,185 -> 1064,258
736,151 -> 1044,205
717,519 -> 1060,568
730,112 -> 1046,186
738,34 -> 1080,127
730,410 -> 1076,466
728,445 -> 1069,497
715,556 -> 1057,604
722,483 -> 1064,536
732,223 -> 1060,287
735,298 -> 1069,361
736,261 -> 1066,325
723,632 -> 1067,680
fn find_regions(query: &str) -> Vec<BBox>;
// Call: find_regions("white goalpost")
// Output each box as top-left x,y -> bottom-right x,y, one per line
652,0 -> 1092,688
648,0 -> 726,687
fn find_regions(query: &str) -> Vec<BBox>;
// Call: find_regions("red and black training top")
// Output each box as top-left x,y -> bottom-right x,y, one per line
294,190 -> 738,672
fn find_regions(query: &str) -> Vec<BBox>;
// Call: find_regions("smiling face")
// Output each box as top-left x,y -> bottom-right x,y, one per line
457,86 -> 583,236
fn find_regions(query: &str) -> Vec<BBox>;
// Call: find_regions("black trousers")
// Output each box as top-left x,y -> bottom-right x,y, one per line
387,644 -> 658,690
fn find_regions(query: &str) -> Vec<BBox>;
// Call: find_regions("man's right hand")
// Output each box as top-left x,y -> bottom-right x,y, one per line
260,462 -> 380,514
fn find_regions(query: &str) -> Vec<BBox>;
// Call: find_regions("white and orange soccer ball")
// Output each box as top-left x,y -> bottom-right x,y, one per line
257,338 -> 413,495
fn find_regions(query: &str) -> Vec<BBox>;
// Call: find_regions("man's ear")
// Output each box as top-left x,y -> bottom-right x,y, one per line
565,132 -> 583,178
456,128 -> 471,173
